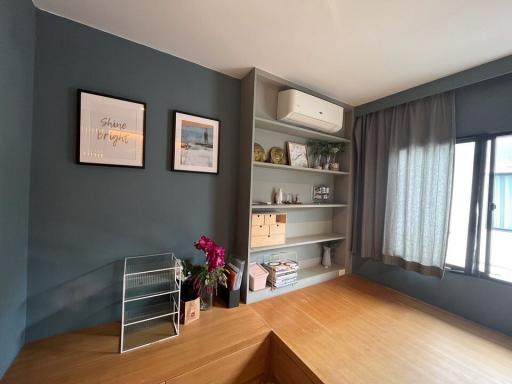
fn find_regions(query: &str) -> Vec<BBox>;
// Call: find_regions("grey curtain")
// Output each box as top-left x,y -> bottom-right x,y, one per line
352,92 -> 455,277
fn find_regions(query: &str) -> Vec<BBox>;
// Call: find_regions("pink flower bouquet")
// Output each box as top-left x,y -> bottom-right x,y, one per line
192,236 -> 227,302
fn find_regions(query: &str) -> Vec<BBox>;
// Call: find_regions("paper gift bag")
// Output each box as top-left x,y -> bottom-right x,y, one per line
180,297 -> 200,325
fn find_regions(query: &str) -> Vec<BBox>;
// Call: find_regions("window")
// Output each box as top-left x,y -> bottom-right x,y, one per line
445,142 -> 475,268
446,134 -> 512,283
493,173 -> 512,230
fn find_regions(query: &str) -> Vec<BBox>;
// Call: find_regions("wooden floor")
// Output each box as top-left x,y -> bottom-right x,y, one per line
3,275 -> 512,383
253,276 -> 512,384
2,304 -> 271,384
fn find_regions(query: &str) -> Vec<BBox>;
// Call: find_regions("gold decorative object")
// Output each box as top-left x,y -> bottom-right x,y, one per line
253,143 -> 267,162
269,147 -> 287,165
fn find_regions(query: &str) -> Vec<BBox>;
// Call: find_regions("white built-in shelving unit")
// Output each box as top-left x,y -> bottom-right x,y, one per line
236,68 -> 354,303
252,204 -> 349,210
253,161 -> 350,175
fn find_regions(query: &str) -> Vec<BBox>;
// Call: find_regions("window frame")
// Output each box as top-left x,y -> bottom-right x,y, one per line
446,131 -> 512,287
444,138 -> 476,273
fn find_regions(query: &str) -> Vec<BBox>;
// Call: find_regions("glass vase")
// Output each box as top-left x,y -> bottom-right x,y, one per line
200,286 -> 213,311
310,153 -> 322,169
322,155 -> 330,170
330,150 -> 342,171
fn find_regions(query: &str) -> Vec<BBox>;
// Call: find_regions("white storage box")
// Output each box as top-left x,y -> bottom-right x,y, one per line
249,263 -> 269,291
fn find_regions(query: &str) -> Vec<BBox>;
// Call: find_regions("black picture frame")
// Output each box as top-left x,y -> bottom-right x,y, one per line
77,89 -> 147,169
172,110 -> 221,175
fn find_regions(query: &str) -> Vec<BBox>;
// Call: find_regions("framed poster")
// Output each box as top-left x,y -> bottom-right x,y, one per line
78,90 -> 146,168
287,142 -> 309,168
172,111 -> 220,174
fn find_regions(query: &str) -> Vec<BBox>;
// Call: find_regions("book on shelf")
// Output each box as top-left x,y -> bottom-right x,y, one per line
268,271 -> 298,282
270,277 -> 297,285
226,267 -> 238,291
272,280 -> 296,288
226,258 -> 245,291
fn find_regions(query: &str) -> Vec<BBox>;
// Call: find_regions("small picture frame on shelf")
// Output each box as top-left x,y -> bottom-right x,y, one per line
78,90 -> 146,168
172,111 -> 220,174
313,185 -> 331,203
287,142 -> 309,168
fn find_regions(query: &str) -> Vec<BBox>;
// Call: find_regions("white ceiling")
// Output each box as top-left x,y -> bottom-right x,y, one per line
33,0 -> 512,106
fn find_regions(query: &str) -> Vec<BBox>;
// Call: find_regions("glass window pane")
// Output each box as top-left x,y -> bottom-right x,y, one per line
446,142 -> 475,268
478,140 -> 491,273
489,134 -> 512,282
493,174 -> 512,230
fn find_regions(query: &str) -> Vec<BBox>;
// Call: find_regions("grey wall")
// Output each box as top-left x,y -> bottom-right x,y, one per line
355,259 -> 512,335
26,11 -> 240,342
355,55 -> 512,116
353,63 -> 512,336
455,71 -> 512,138
0,0 -> 35,377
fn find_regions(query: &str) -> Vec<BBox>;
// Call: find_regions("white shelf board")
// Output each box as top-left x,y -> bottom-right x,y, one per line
125,287 -> 180,303
255,117 -> 350,143
253,161 -> 350,175
250,233 -> 346,253
124,299 -> 178,326
247,264 -> 345,303
252,204 -> 348,210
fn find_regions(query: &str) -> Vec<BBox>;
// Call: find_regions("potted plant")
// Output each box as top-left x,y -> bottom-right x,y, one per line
308,141 -> 345,170
321,240 -> 342,268
328,143 -> 345,171
308,141 -> 332,169
192,236 -> 227,310
307,141 -> 324,169
320,142 -> 333,170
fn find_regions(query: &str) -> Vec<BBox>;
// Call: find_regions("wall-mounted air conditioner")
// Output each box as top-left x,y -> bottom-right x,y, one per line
277,89 -> 344,133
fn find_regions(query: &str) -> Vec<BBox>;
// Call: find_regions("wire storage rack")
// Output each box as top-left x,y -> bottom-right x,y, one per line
120,252 -> 182,353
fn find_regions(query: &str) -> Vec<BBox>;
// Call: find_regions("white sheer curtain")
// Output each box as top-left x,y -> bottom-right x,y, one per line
353,92 -> 455,278
382,93 -> 455,277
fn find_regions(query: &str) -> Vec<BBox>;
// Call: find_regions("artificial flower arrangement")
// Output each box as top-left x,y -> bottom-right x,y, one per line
192,235 -> 227,310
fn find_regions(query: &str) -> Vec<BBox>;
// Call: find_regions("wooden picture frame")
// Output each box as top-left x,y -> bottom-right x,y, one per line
287,142 -> 309,168
77,89 -> 146,168
172,111 -> 220,174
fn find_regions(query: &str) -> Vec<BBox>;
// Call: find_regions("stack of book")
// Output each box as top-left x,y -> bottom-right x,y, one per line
263,259 -> 299,289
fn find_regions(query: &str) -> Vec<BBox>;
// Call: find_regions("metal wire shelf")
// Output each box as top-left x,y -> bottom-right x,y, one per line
120,252 -> 181,353
124,297 -> 179,326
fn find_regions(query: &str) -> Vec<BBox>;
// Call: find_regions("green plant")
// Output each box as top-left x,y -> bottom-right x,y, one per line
181,259 -> 195,280
193,265 -> 227,293
329,142 -> 345,155
192,235 -> 228,293
308,141 -> 345,157
307,140 -> 324,157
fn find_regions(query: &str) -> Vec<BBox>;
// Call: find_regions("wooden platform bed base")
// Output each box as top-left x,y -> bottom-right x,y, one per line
3,276 -> 512,384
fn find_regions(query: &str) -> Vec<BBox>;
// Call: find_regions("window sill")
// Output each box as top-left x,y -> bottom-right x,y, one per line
445,267 -> 512,287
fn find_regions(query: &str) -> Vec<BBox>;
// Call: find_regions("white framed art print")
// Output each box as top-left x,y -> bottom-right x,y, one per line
78,90 -> 146,168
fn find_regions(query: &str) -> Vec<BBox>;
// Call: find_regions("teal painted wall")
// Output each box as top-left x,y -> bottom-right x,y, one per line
0,0 -> 35,377
26,11 -> 241,342
2,3 -> 512,377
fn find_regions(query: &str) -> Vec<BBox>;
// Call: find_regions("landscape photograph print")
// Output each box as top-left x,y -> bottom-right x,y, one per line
173,111 -> 220,174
